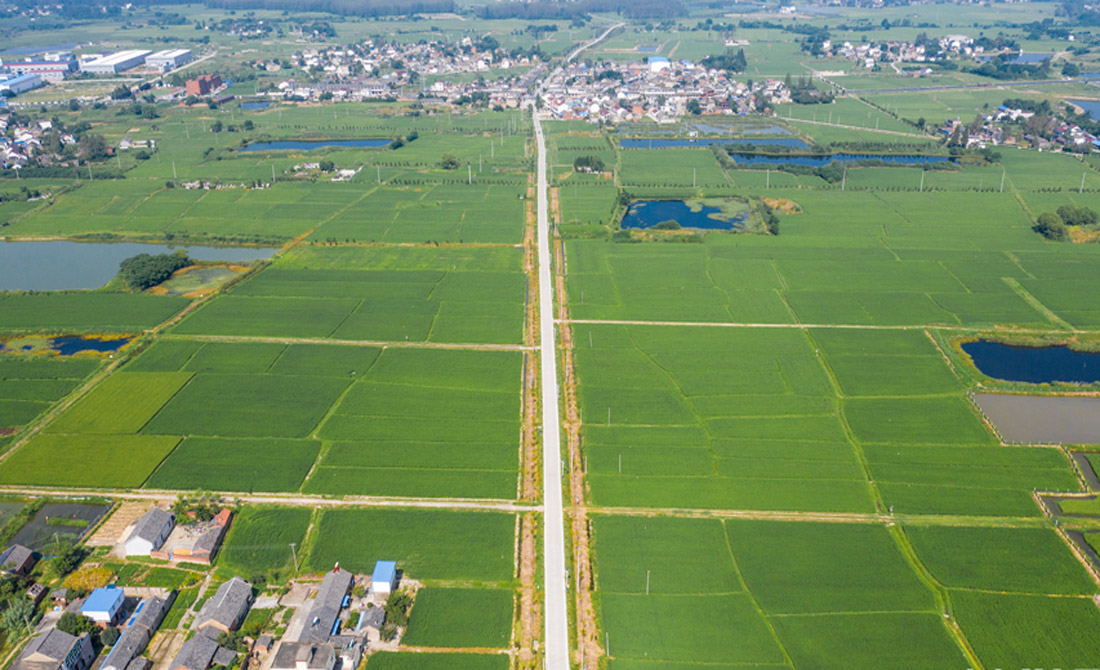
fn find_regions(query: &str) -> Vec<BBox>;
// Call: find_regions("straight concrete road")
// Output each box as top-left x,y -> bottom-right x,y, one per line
533,110 -> 569,670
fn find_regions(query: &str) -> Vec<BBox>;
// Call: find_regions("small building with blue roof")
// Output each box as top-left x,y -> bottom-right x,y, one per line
81,587 -> 124,624
370,561 -> 397,600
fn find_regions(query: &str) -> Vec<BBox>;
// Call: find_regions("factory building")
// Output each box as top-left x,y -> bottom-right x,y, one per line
0,53 -> 77,81
145,49 -> 192,72
0,74 -> 44,95
80,50 -> 152,75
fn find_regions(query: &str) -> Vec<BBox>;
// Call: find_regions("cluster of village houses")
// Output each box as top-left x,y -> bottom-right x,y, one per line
4,507 -> 400,670
939,104 -> 1100,151
0,115 -> 77,170
257,37 -> 543,106
541,56 -> 792,123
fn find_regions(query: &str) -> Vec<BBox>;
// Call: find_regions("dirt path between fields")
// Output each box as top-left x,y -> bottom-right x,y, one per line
0,486 -> 539,513
163,333 -> 534,351
562,319 -> 1083,334
553,235 -> 602,669
515,180 -> 542,670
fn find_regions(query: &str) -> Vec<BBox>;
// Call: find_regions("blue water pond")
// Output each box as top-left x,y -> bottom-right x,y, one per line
240,101 -> 273,110
622,200 -> 746,231
963,340 -> 1100,384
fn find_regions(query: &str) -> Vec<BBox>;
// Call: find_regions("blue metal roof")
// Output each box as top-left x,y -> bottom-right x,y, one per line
372,561 -> 396,585
83,587 -> 123,613
0,74 -> 40,85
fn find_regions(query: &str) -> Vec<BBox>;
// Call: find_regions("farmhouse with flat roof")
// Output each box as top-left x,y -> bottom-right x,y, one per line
81,587 -> 124,624
369,561 -> 396,599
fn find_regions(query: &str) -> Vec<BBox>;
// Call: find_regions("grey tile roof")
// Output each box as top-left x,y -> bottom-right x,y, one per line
0,544 -> 34,572
102,595 -> 174,670
170,634 -> 219,670
296,570 -> 352,644
359,608 -> 385,630
132,595 -> 174,632
271,643 -> 334,670
130,509 -> 173,545
22,630 -> 78,663
211,647 -> 237,668
196,577 -> 252,632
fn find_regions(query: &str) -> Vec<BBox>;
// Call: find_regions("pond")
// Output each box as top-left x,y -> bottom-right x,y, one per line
240,101 -> 272,110
973,393 -> 1100,445
0,241 -> 279,291
10,502 -> 110,551
727,152 -> 953,166
963,340 -> 1100,384
50,335 -> 131,355
1068,99 -> 1100,121
692,123 -> 792,136
621,137 -> 810,149
621,200 -> 747,231
0,501 -> 24,528
240,139 -> 391,152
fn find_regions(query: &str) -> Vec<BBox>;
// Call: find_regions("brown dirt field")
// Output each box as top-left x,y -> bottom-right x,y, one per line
86,500 -> 155,547
762,197 -> 801,214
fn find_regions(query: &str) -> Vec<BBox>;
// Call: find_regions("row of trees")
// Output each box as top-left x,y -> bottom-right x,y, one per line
573,156 -> 605,173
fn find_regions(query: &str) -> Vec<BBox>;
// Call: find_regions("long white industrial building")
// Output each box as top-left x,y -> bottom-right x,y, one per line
145,49 -> 192,71
80,50 -> 152,75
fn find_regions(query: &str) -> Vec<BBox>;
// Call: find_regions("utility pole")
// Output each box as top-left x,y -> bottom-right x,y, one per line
693,168 -> 696,188
1000,170 -> 1006,193
377,165 -> 381,183
841,165 -> 847,191
920,171 -> 924,192
173,161 -> 177,180
766,169 -> 770,189
468,163 -> 472,185
1081,171 -> 1087,193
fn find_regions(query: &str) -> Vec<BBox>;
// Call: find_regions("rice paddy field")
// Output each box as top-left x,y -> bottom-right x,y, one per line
8,4 -> 1100,668
557,118 -> 1100,669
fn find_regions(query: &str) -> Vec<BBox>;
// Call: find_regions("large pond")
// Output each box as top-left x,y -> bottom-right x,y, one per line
240,139 -> 390,152
10,502 -> 110,551
1069,99 -> 1100,121
0,241 -> 278,291
973,393 -> 1100,445
728,152 -> 953,166
240,101 -> 273,110
963,340 -> 1100,384
622,200 -> 746,230
621,137 -> 810,149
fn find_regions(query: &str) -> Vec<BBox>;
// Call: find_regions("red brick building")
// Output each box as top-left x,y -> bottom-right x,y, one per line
185,74 -> 222,96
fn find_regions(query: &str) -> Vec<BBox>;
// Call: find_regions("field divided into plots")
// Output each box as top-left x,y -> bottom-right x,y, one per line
218,506 -> 519,659
565,171 -> 1100,668
306,183 -> 527,244
175,245 -> 526,344
0,245 -> 526,499
0,356 -> 99,445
